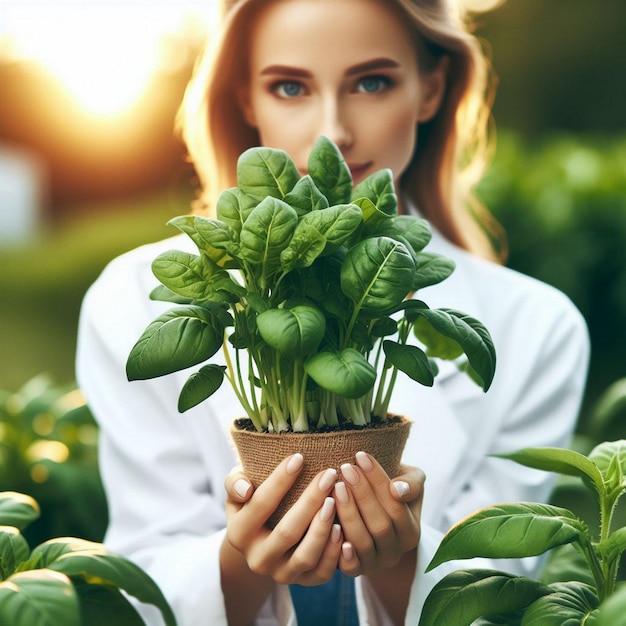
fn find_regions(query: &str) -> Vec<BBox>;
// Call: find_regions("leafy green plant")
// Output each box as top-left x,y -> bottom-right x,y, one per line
126,137 -> 496,432
0,490 -> 176,626
419,440 -> 626,625
0,375 -> 107,545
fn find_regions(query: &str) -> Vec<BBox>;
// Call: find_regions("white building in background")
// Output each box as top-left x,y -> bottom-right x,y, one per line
0,144 -> 46,245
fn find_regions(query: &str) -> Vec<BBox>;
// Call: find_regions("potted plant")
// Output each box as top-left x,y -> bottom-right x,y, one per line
0,490 -> 175,626
126,136 -> 496,523
418,439 -> 626,625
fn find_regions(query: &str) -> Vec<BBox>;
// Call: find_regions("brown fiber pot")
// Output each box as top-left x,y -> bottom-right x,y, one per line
230,416 -> 411,528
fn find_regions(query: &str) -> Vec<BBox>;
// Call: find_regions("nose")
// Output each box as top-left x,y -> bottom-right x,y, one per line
319,98 -> 353,151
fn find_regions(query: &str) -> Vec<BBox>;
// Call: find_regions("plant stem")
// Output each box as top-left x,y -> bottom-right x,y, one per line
222,342 -> 262,431
319,390 -> 339,428
578,540 -> 606,601
597,489 -> 621,599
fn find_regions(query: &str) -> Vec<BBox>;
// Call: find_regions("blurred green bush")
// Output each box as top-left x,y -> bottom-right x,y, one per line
478,131 -> 626,428
0,375 -> 107,546
0,192 -> 180,389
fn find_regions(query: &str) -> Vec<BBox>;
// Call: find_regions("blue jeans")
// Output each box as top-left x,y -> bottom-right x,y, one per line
289,570 -> 359,625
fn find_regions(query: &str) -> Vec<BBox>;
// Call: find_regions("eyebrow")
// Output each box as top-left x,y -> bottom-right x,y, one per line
259,58 -> 401,78
346,58 -> 401,75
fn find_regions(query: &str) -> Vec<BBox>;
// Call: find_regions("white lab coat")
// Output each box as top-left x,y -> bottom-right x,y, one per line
76,221 -> 589,625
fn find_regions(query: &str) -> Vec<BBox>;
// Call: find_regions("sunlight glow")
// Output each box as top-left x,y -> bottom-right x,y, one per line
0,1 -> 218,117
0,0 -> 506,117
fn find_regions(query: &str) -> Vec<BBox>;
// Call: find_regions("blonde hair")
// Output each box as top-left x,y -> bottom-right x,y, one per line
177,0 -> 505,261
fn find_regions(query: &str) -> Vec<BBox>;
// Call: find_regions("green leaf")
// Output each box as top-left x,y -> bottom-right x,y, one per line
240,197 -> 298,277
351,168 -> 397,215
178,365 -> 226,413
418,569 -> 550,626
495,447 -> 605,497
0,492 -> 40,531
33,538 -> 176,626
299,203 -> 362,251
0,526 -> 31,579
412,252 -> 456,290
371,317 -> 397,338
71,580 -> 147,626
414,315 -> 464,360
257,305 -> 326,357
540,543 -> 596,587
283,174 -> 329,215
521,582 -> 599,625
385,215 -> 432,251
413,307 -> 496,391
280,223 -> 327,272
382,341 -> 435,386
299,256 -> 351,320
589,440 -> 626,484
237,146 -> 300,201
126,306 -> 225,380
0,569 -> 80,626
307,136 -> 352,206
167,214 -> 206,249
192,216 -> 238,266
149,285 -> 193,305
216,187 -> 257,235
305,349 -> 376,399
596,585 -> 626,626
281,204 -> 362,271
152,250 -> 237,301
341,236 -> 415,316
353,196 -> 390,235
427,503 -> 586,571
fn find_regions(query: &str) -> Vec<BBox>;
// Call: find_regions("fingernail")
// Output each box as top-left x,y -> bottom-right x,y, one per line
355,451 -> 373,472
286,453 -> 304,474
393,480 -> 410,498
319,468 -> 338,491
320,497 -> 335,522
334,481 -> 349,504
342,542 -> 354,561
331,524 -> 341,544
341,463 -> 359,486
234,478 -> 251,498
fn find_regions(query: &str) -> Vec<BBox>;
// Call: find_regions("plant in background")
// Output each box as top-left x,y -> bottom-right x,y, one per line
0,375 -> 107,545
0,490 -> 176,626
419,439 -> 626,625
126,137 -> 495,433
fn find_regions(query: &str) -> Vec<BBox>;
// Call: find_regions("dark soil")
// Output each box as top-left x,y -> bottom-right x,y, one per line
233,414 -> 404,434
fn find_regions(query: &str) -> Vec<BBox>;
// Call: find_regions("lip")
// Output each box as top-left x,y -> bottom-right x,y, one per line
347,162 -> 373,181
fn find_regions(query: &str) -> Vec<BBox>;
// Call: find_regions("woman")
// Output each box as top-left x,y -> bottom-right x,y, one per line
76,0 -> 590,624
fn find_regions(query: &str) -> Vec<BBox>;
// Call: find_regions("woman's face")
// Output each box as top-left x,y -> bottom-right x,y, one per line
242,0 -> 444,186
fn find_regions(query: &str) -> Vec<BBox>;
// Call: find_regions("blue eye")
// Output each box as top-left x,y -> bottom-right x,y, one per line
357,76 -> 391,93
275,81 -> 304,97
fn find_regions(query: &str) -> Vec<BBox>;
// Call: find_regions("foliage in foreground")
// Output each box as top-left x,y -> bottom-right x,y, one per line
419,440 -> 626,625
0,491 -> 176,626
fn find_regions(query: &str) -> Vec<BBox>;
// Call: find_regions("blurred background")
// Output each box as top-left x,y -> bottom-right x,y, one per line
1,0 -> 625,545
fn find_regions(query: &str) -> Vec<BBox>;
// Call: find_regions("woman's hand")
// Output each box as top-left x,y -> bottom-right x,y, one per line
333,452 -> 424,576
331,453 -> 424,624
223,454 -> 343,586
